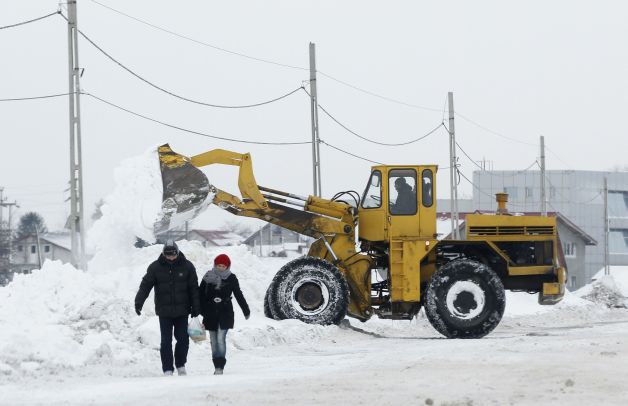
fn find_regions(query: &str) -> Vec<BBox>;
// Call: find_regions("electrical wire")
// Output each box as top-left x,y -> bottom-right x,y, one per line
0,92 -> 72,102
0,10 -> 60,30
319,140 -> 383,165
82,92 -> 312,146
317,71 -> 441,112
454,112 -> 538,147
317,102 -> 445,146
87,0 -> 308,71
454,140 -> 484,171
59,13 -> 305,109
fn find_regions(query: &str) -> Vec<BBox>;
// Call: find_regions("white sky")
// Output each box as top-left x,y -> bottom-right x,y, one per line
1,1 -> 627,230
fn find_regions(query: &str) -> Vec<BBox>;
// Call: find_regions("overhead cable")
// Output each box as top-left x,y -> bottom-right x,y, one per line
0,10 -> 59,30
87,0 -> 308,71
59,13 -> 304,109
317,102 -> 445,146
319,140 -> 383,165
454,140 -> 484,171
0,92 -> 72,102
454,112 -> 538,147
317,71 -> 441,112
83,92 -> 312,146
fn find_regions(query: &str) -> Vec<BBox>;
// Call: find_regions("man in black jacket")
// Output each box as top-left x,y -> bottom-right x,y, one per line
135,240 -> 200,376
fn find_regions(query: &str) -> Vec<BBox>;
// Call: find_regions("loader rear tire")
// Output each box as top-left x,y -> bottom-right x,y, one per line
425,259 -> 505,339
268,257 -> 349,325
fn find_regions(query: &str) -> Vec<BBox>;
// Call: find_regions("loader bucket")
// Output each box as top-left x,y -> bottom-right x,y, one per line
154,144 -> 212,234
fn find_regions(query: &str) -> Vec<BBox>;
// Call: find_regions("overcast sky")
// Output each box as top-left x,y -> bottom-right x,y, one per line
1,1 -> 627,231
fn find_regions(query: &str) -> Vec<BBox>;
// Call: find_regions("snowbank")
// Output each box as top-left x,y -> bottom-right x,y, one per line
88,146 -> 164,271
573,266 -> 628,308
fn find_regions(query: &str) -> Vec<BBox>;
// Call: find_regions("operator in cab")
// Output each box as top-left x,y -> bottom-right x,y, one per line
390,177 -> 416,215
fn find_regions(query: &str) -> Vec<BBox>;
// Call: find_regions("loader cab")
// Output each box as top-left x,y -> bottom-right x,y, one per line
358,165 -> 437,242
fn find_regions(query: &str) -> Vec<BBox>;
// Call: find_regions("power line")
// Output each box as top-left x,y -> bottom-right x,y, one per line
317,71 -> 442,112
87,0 -> 308,71
545,145 -> 573,169
454,140 -> 484,171
317,103 -> 445,146
0,92 -> 72,102
319,140 -> 383,165
0,10 -> 59,30
83,92 -> 312,146
454,112 -> 538,147
58,14 -> 306,109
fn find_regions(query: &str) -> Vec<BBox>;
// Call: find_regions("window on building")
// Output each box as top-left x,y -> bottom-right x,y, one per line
504,187 -> 518,199
525,187 -> 534,198
608,191 -> 628,218
17,245 -> 23,252
30,245 -> 36,254
609,229 -> 628,254
563,242 -> 576,258
571,276 -> 577,288
44,245 -> 51,253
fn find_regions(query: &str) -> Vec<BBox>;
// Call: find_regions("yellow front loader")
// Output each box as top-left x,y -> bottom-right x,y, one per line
157,144 -> 566,338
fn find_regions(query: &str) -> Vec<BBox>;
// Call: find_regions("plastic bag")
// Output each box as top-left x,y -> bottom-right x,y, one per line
187,317 -> 206,343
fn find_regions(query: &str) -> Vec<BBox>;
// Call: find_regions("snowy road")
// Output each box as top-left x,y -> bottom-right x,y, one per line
5,309 -> 628,406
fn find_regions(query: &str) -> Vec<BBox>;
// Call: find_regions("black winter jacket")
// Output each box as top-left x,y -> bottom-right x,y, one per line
199,273 -> 250,331
135,252 -> 201,318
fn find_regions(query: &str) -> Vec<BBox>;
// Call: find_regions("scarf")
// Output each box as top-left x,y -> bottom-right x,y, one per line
203,266 -> 232,290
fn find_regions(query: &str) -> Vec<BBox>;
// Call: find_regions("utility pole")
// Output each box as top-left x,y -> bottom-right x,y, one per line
540,135 -> 547,215
67,0 -> 87,270
604,177 -> 610,276
448,92 -> 460,239
309,42 -> 322,197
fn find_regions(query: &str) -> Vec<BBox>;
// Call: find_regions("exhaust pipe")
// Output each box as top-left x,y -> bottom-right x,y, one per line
496,192 -> 509,215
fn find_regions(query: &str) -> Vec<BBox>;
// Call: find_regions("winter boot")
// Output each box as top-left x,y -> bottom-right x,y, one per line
164,370 -> 174,376
177,366 -> 187,376
213,368 -> 223,375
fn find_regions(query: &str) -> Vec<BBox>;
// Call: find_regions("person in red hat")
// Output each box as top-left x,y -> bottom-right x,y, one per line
199,253 -> 250,375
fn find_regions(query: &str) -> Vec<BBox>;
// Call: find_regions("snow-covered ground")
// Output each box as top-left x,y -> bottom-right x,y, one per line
2,150 -> 627,405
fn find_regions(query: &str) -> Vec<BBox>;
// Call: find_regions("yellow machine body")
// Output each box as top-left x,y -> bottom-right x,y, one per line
157,144 -> 565,324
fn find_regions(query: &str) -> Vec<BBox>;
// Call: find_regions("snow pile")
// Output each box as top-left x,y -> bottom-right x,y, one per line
574,271 -> 628,308
0,242 -> 345,379
88,146 -> 164,270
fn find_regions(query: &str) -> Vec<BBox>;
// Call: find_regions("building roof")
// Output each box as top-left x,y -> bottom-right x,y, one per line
16,231 -> 73,251
189,230 -> 242,246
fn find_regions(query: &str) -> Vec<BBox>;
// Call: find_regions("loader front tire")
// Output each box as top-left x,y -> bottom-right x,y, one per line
425,259 -> 505,339
268,257 -> 349,325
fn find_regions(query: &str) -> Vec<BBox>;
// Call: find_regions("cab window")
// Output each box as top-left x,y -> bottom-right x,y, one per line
361,171 -> 382,208
389,169 -> 417,215
422,169 -> 433,207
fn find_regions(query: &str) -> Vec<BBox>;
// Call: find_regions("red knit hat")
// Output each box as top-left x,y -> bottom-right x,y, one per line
214,253 -> 231,268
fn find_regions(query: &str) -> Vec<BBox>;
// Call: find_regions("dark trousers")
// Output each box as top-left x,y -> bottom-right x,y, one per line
159,315 -> 189,372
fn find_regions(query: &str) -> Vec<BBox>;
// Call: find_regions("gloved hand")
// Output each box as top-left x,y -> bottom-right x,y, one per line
245,313 -> 250,320
135,307 -> 141,316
